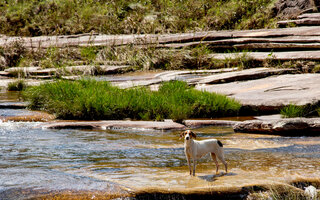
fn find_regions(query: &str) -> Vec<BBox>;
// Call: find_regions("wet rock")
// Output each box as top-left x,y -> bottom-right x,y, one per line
0,182 -> 130,200
196,74 -> 320,112
41,120 -> 186,131
233,117 -> 320,135
2,111 -> 55,122
0,102 -> 27,109
183,119 -> 238,128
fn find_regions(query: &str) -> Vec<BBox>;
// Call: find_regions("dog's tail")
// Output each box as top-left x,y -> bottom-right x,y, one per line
217,140 -> 223,147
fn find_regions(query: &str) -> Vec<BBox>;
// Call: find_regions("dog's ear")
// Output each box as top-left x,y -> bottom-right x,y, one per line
190,131 -> 196,139
179,131 -> 186,140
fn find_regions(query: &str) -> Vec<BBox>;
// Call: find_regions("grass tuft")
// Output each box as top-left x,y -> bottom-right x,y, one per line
280,104 -> 306,118
7,79 -> 27,91
24,79 -> 241,121
280,103 -> 320,118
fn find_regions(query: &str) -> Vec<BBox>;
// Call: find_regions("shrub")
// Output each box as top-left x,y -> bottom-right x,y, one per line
24,79 -> 241,121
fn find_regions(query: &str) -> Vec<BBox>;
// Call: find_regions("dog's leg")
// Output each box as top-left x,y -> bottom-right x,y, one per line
186,156 -> 192,175
192,158 -> 196,176
217,154 -> 228,173
211,153 -> 219,175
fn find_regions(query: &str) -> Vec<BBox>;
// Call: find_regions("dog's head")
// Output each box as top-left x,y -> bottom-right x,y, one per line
180,130 -> 196,141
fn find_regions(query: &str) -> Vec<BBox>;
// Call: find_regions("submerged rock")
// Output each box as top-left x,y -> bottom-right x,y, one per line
183,119 -> 238,128
41,120 -> 186,131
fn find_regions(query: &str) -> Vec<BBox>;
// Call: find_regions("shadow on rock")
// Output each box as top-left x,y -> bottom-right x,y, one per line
198,172 -> 236,182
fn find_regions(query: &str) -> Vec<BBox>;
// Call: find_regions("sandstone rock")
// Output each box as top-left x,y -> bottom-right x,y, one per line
161,35 -> 320,50
183,120 -> 237,128
198,68 -> 297,85
233,117 -> 320,135
0,102 -> 28,109
41,120 -> 186,131
278,18 -> 320,26
3,27 -> 320,49
4,67 -> 41,73
64,65 -> 131,75
209,51 -> 320,61
196,73 -> 320,111
298,13 -> 320,19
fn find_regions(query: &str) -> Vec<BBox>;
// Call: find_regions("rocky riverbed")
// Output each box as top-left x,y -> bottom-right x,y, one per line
1,25 -> 320,199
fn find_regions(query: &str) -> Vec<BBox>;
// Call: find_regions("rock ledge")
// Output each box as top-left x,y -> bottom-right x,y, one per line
233,117 -> 320,136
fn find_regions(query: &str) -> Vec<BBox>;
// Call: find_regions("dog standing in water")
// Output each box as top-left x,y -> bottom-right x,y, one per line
180,130 -> 227,176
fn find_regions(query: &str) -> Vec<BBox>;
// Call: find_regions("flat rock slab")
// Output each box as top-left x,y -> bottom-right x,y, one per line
0,78 -> 47,88
183,119 -> 238,128
65,65 -> 131,74
198,68 -> 296,84
196,74 -> 320,109
2,26 -> 320,48
210,51 -> 320,61
40,120 -> 186,130
233,117 -> 320,136
0,102 -> 28,109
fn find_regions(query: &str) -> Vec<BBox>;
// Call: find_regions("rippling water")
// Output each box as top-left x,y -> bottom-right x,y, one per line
0,119 -> 319,194
1,89 -> 320,198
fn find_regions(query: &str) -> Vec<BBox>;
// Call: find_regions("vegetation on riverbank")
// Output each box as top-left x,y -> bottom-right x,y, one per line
0,39 -> 257,75
24,79 -> 241,121
0,0 -> 277,37
0,38 -> 275,76
280,103 -> 320,118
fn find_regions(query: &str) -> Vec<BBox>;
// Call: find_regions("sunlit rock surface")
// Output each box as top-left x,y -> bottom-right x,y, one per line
196,74 -> 320,111
40,120 -> 186,131
233,117 -> 320,136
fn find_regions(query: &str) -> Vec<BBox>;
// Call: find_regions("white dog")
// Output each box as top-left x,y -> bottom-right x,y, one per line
180,130 -> 227,176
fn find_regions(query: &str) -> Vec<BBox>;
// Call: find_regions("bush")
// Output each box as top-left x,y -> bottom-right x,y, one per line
24,79 -> 241,121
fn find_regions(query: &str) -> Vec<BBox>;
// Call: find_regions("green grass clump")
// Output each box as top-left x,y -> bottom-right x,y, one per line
24,79 -> 241,121
280,104 -> 306,118
7,79 -> 27,91
280,104 -> 320,118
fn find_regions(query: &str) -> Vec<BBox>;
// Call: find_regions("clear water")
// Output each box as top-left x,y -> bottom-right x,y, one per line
0,92 -> 320,198
0,121 -> 319,193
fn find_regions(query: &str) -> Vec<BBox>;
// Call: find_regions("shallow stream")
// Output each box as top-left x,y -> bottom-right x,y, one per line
0,91 -> 320,198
